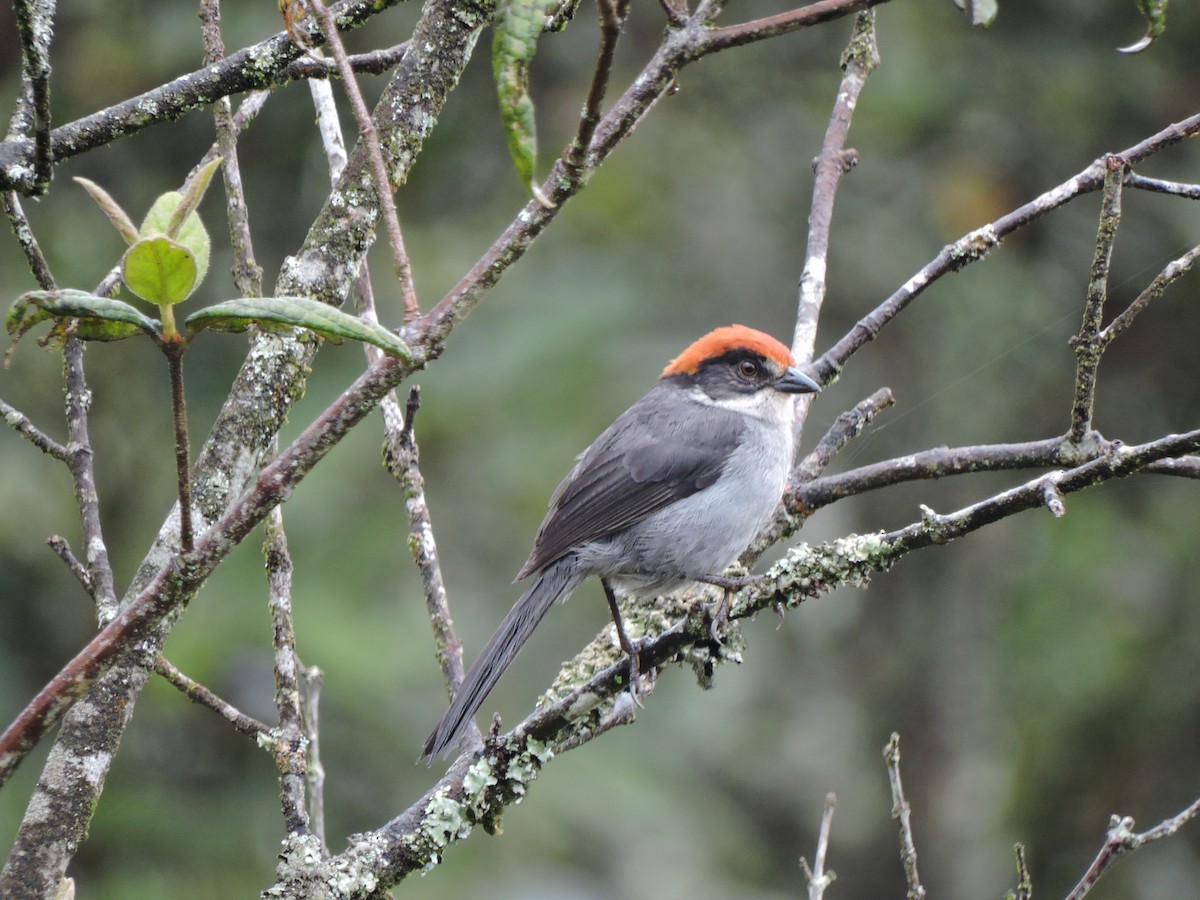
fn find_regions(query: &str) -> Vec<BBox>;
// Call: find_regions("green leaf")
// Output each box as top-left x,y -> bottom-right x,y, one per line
74,177 -> 139,245
122,236 -> 198,306
184,296 -> 413,360
5,290 -> 160,363
167,157 -> 222,240
1118,0 -> 1167,53
140,192 -> 211,287
493,0 -> 556,208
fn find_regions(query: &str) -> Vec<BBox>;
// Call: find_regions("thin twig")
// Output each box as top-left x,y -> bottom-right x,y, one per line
1100,242 -> 1200,346
1064,797 -> 1200,900
311,0 -> 419,319
199,0 -> 264,298
700,0 -> 889,53
385,388 -> 471,701
265,504 -> 313,841
154,656 -> 273,738
800,792 -> 838,900
569,0 -> 630,168
1,396 -> 68,461
796,387 -> 894,482
282,42 -> 410,80
62,339 -> 119,624
1124,171 -> 1200,199
46,536 -> 93,597
1069,154 -> 1125,442
299,662 -> 327,850
3,191 -> 57,290
883,733 -> 926,900
1006,842 -> 1032,900
793,9 -> 878,368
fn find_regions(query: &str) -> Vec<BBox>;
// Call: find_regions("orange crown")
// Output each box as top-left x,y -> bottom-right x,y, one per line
661,325 -> 795,377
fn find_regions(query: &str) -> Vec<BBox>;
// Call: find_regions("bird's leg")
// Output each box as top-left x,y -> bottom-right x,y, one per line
698,572 -> 764,641
601,577 -> 645,708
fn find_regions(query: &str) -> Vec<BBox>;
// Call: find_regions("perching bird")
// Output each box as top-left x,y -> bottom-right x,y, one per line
421,325 -> 820,760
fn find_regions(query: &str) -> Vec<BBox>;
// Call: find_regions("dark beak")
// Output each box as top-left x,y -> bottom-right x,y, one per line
776,365 -> 821,394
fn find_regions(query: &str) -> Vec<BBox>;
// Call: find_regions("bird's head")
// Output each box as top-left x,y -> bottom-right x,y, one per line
660,325 -> 821,419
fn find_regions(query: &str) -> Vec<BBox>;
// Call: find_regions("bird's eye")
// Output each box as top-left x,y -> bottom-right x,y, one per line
737,359 -> 759,380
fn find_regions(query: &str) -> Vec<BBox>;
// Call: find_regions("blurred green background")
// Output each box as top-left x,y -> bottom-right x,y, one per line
2,1 -> 1200,897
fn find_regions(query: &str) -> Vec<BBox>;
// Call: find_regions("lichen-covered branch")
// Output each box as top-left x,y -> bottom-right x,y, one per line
1068,154 -> 1124,442
265,505 -> 314,842
8,0 -> 55,193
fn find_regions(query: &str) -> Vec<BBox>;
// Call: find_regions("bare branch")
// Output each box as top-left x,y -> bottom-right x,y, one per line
1101,241 -> 1200,346
1,395 -> 68,462
1124,171 -> 1200,199
154,656 -> 273,739
265,505 -> 314,842
46,536 -> 93,596
282,42 -> 411,80
800,792 -> 838,899
884,733 -> 926,900
0,0 -> 407,192
793,9 -> 879,368
3,191 -> 56,292
312,0 -> 419,320
1006,842 -> 1032,900
814,114 -> 1200,384
797,387 -> 894,482
1069,154 -> 1125,442
263,427 -> 1200,892
300,663 -> 328,851
199,0 -> 264,299
1064,797 -> 1200,900
700,0 -> 890,53
569,0 -> 631,167
795,437 -> 1065,514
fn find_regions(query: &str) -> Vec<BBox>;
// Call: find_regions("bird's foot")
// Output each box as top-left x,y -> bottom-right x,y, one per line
699,573 -> 763,641
601,577 -> 647,708
624,637 -> 647,709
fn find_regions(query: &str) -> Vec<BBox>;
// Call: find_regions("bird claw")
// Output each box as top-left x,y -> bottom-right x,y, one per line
625,638 -> 646,709
699,572 -> 763,642
706,590 -> 731,642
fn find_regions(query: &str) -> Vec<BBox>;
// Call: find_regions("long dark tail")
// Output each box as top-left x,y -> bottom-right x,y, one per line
421,559 -> 585,762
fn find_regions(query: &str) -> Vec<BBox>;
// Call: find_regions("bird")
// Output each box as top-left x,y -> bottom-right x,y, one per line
421,324 -> 820,761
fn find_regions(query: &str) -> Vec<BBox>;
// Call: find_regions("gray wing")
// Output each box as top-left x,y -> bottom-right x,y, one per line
516,383 -> 743,579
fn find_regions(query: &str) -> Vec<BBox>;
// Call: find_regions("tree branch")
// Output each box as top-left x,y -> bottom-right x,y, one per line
1064,798 -> 1200,900
793,8 -> 878,367
0,0 -> 407,192
814,113 -> 1200,384
1069,154 -> 1124,442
